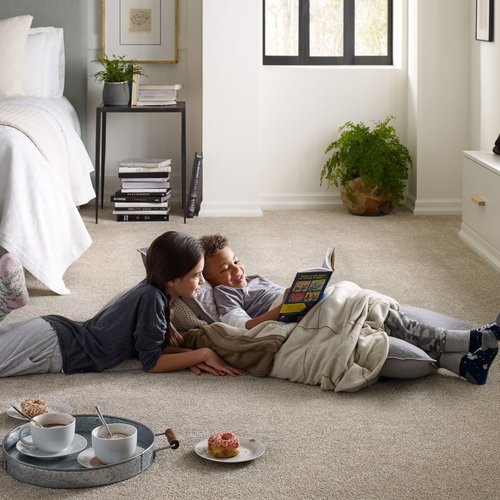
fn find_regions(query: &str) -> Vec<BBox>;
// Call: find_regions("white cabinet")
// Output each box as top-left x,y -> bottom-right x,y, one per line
459,151 -> 500,271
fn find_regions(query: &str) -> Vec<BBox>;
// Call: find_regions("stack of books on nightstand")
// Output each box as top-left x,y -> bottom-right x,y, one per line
111,158 -> 172,221
132,83 -> 183,107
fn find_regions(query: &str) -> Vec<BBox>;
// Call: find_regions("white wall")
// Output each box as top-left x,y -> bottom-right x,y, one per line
201,0 -> 473,216
202,0 -> 409,216
201,1 -> 262,216
407,0 -> 471,214
470,0 -> 500,150
85,0 -> 497,216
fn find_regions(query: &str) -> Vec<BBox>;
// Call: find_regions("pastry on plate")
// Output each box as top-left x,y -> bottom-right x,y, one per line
20,397 -> 49,417
207,431 -> 240,458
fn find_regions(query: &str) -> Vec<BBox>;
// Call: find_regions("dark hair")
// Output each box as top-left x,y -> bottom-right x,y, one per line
199,234 -> 228,257
145,231 -> 203,347
146,231 -> 203,291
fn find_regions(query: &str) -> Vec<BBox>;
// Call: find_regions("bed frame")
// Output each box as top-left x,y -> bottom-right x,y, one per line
0,0 -> 88,134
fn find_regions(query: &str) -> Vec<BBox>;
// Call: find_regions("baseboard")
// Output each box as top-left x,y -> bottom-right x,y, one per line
199,193 -> 342,216
260,192 -> 343,209
199,202 -> 263,217
459,223 -> 500,272
406,194 -> 462,215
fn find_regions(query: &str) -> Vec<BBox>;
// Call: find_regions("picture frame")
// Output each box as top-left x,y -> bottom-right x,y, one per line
476,0 -> 494,42
102,0 -> 178,63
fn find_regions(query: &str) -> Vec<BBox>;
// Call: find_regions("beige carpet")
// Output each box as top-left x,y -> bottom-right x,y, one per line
1,204 -> 500,499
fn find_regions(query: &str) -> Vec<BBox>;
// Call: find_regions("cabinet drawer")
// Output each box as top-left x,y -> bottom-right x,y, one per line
462,156 -> 500,250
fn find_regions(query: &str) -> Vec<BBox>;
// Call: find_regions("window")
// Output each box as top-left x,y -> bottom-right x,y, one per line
263,0 -> 393,65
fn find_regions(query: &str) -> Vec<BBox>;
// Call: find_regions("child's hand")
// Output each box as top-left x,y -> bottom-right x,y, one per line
189,348 -> 247,377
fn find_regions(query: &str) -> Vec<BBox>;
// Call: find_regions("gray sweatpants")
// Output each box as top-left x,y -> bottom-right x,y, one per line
380,309 -> 472,379
0,318 -> 63,377
384,309 -> 470,354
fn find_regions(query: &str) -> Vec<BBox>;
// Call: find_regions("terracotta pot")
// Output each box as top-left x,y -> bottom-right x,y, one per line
340,177 -> 395,216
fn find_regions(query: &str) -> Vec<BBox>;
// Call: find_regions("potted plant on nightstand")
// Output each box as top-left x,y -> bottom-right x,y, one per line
92,54 -> 146,106
320,115 -> 412,215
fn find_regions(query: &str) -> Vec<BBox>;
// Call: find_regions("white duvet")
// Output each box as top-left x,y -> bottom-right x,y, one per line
0,96 -> 95,294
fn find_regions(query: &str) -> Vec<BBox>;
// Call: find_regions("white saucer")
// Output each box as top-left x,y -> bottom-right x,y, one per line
16,433 -> 87,459
77,446 -> 145,468
7,401 -> 73,420
194,437 -> 265,463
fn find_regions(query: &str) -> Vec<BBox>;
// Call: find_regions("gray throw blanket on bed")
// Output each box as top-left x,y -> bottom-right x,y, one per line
182,281 -> 400,392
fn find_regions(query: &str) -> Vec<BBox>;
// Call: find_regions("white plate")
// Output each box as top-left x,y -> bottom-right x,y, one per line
7,401 -> 73,420
194,437 -> 265,463
16,433 -> 87,459
77,446 -> 145,468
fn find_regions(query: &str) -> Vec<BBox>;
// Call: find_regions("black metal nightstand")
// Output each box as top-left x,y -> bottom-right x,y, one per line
94,102 -> 187,223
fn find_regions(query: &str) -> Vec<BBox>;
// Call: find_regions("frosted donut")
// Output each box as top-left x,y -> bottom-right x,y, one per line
20,397 -> 49,418
207,431 -> 240,458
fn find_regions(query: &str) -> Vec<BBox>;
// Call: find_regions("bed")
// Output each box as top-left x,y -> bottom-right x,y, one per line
0,2 -> 95,295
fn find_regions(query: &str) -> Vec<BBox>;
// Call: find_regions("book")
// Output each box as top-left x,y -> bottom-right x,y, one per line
138,84 -> 183,91
118,165 -> 172,174
136,93 -> 178,99
111,188 -> 172,203
113,209 -> 169,215
120,180 -> 171,190
120,187 -> 170,193
111,190 -> 172,203
135,100 -> 177,107
186,152 -> 203,218
113,201 -> 170,208
278,247 -> 336,323
118,171 -> 171,178
116,213 -> 170,222
118,158 -> 172,168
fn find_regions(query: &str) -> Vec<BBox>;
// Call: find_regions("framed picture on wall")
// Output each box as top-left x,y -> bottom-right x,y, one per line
102,0 -> 178,63
476,0 -> 494,42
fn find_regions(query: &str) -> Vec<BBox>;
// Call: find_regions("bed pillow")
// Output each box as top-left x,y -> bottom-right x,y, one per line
380,336 -> 436,379
0,15 -> 33,97
23,27 -> 65,97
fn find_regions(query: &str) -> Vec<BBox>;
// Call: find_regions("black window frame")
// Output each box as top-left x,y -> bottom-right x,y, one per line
263,0 -> 393,66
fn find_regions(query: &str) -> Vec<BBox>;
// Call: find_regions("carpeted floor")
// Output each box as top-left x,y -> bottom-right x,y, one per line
1,204 -> 499,499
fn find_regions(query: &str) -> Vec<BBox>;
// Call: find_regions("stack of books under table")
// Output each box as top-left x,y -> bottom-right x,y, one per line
111,158 -> 172,221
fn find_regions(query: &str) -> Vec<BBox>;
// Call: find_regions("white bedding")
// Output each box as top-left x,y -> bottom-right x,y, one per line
0,96 -> 95,294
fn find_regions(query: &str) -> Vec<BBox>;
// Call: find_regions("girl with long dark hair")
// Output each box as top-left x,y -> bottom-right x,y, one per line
0,231 -> 245,377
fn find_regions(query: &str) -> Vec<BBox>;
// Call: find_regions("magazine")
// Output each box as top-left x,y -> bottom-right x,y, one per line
278,247 -> 335,323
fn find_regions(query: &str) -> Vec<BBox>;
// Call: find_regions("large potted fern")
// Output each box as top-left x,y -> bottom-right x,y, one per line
320,116 -> 412,215
92,54 -> 145,106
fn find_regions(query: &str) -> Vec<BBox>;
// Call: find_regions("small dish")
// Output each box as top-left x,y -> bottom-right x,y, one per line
7,401 -> 73,420
194,437 -> 265,463
16,433 -> 87,459
77,446 -> 145,468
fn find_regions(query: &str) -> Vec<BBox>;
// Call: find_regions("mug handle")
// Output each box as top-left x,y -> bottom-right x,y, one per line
18,424 -> 36,448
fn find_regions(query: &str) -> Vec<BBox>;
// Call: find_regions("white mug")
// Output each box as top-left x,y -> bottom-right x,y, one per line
91,423 -> 137,464
20,413 -> 75,453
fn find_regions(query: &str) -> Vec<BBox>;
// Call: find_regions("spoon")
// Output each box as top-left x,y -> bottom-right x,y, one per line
11,406 -> 45,428
94,405 -> 113,437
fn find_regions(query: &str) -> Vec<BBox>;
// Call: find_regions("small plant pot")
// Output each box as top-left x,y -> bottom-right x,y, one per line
340,177 -> 395,216
102,81 -> 130,106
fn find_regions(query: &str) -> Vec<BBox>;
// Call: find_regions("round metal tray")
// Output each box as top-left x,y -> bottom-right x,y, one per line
2,414 -> 177,489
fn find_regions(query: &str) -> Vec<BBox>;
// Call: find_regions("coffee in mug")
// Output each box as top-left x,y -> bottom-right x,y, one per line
20,413 -> 75,453
91,423 -> 137,464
